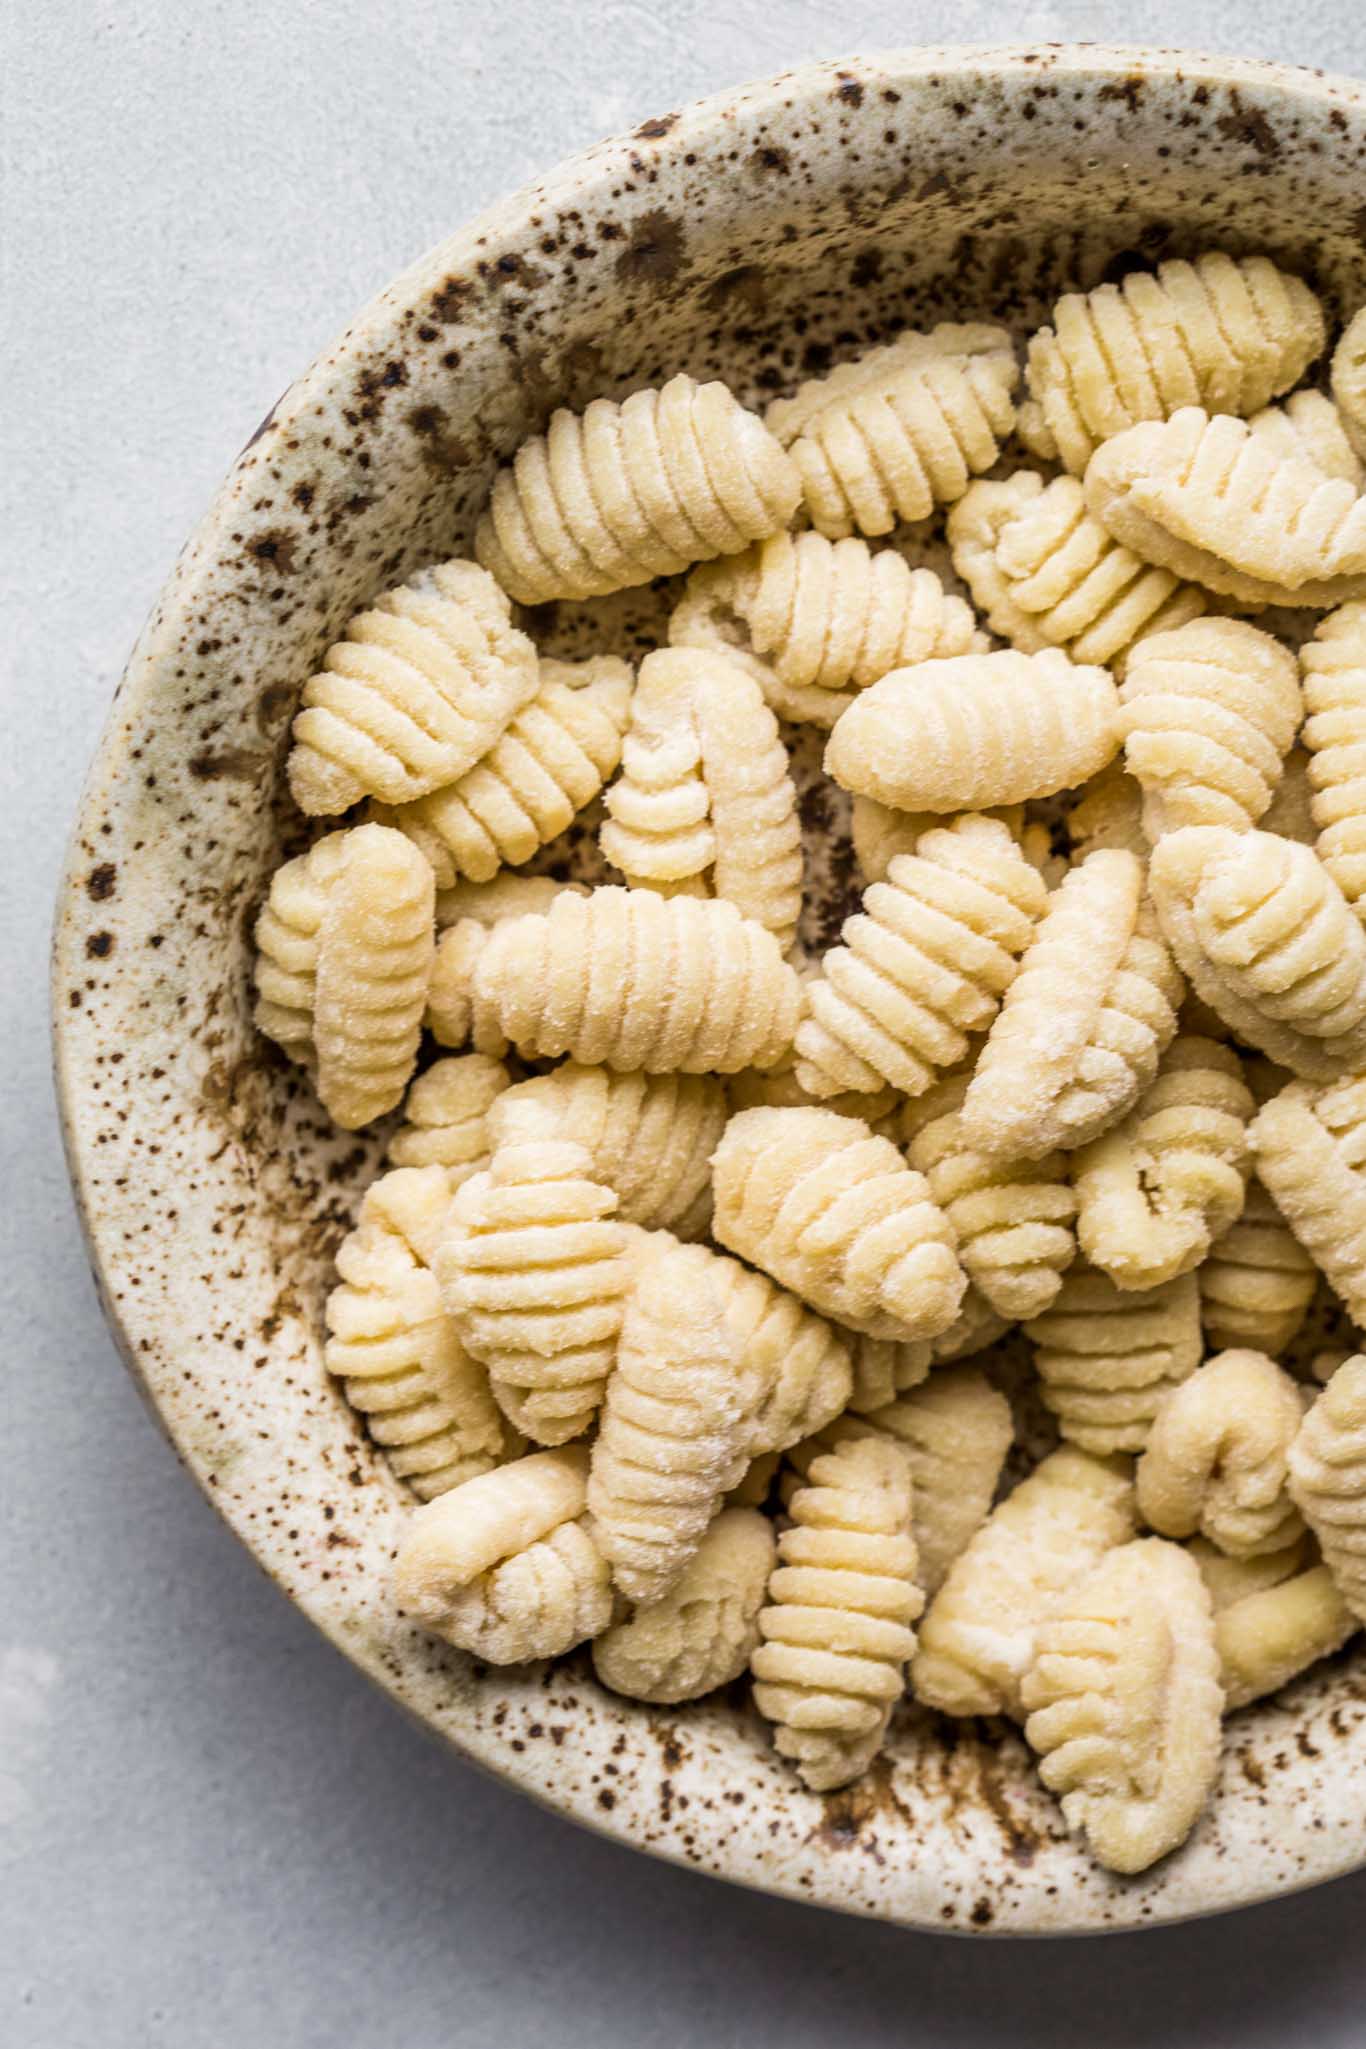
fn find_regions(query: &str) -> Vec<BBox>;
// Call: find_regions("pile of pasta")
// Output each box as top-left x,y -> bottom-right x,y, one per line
254,255 -> 1366,1877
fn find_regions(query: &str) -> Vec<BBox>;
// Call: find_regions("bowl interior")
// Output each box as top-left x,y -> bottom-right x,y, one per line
54,44 -> 1366,1933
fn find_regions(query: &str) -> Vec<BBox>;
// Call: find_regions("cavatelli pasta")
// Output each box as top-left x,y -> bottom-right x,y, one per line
1331,306 -> 1366,464
1149,827 -> 1366,1081
1136,1349 -> 1306,1557
288,560 -> 540,814
1024,1265 -> 1202,1456
1086,408 -> 1366,609
911,1446 -> 1137,1718
900,1069 -> 1077,1319
474,373 -> 800,602
1197,1176 -> 1318,1355
825,647 -> 1121,815
765,323 -> 1018,539
1288,1357 -> 1366,1622
1302,603 -> 1366,918
587,1239 -> 749,1602
1018,252 -> 1325,474
372,656 -> 632,887
1251,1075 -> 1366,1326
710,1105 -> 967,1343
948,473 -> 1207,670
387,1053 -> 510,1183
438,1137 -> 628,1445
324,1166 -> 515,1498
751,1437 -> 923,1790
669,531 -> 982,726
1020,1539 -> 1223,1874
793,813 -> 1048,1100
392,1444 -> 612,1661
1070,1034 -> 1253,1290
488,1064 -> 727,1239
963,850 -> 1184,1161
592,1507 -> 776,1704
1120,619 -> 1302,839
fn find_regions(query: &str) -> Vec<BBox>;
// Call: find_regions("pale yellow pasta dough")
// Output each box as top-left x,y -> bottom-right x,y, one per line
1288,1357 -> 1366,1623
963,850 -> 1184,1161
727,1450 -> 781,1509
1197,1176 -> 1317,1355
948,473 -> 1206,670
1331,306 -> 1366,464
710,1105 -> 966,1343
765,323 -> 1018,538
793,813 -> 1048,1100
928,1285 -> 1011,1363
488,1063 -> 727,1239
435,873 -> 586,932
1019,253 -> 1324,474
843,1332 -> 933,1414
475,373 -> 800,602
372,656 -> 632,887
726,1063 -> 901,1131
1119,619 -> 1302,839
1250,1076 -> 1366,1328
592,1507 -> 776,1704
1150,827 -> 1366,1080
426,880 -> 588,1051
849,799 -> 1044,888
324,1166 -> 515,1499
1085,408 -> 1366,608
825,647 -> 1121,814
1071,1035 -> 1253,1290
1024,1265 -> 1201,1456
751,1436 -> 922,1790
1187,1531 -> 1312,1613
669,532 -> 981,726
1260,746 -> 1319,848
1215,1564 -> 1359,1710
911,1446 -> 1137,1718
288,560 -> 540,814
392,1444 -> 611,1662
1021,1539 -> 1222,1875
900,1068 -> 1077,1319
387,1053 -> 510,1183
1066,760 -> 1148,862
1247,389 -> 1364,484
1136,1349 -> 1306,1557
1302,602 -> 1366,918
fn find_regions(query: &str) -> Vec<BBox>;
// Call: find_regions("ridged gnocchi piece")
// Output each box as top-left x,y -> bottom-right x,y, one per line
1150,827 -> 1366,1081
1020,1539 -> 1223,1875
900,1070 -> 1077,1319
726,1064 -> 901,1132
592,1507 -> 776,1704
825,648 -> 1121,814
669,532 -> 982,726
1302,603 -> 1366,918
843,1333 -> 933,1414
426,880 -> 588,1051
255,823 -> 435,1129
1215,1563 -> 1359,1710
429,886 -> 803,1074
1119,619 -> 1302,839
587,1239 -> 749,1602
711,1106 -> 967,1343
1197,1177 -> 1318,1355
488,1063 -> 727,1239
1187,1531 -> 1313,1614
1066,760 -> 1148,862
434,873 -> 586,932
793,814 -> 1048,1100
372,656 -> 632,887
849,799 -> 1045,888
929,1285 -> 1011,1362
324,1166 -> 515,1499
963,851 -> 1184,1161
751,1437 -> 923,1790
392,1445 -> 611,1661
1070,1035 -> 1253,1290
288,560 -> 540,814
438,1139 -> 628,1445
1018,253 -> 1325,474
1024,1266 -> 1202,1456
474,373 -> 800,602
1288,1357 -> 1366,1621
1136,1350 -> 1306,1557
599,647 -> 803,947
912,1446 -> 1137,1717
765,323 -> 1018,538
948,473 -> 1207,670
387,1054 -> 510,1184
785,1364 -> 1015,1597
1331,306 -> 1366,463
1085,408 -> 1366,608
1252,1074 -> 1366,1327
1247,390 -> 1364,484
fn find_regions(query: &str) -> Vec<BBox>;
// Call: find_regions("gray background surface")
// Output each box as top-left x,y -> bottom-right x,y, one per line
6,4 -> 1366,2043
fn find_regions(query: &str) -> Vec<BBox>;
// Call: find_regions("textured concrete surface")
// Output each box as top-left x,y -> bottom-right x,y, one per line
6,4 -> 1366,2043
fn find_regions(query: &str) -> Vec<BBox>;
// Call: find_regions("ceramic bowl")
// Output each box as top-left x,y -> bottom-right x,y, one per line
54,43 -> 1366,1933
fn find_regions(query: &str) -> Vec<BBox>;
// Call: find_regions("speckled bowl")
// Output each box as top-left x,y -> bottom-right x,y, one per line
54,44 -> 1366,1933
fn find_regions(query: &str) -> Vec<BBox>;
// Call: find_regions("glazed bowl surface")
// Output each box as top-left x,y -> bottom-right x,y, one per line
53,43 -> 1366,1933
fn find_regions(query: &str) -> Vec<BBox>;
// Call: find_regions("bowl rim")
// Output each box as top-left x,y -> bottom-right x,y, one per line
53,41 -> 1366,1935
